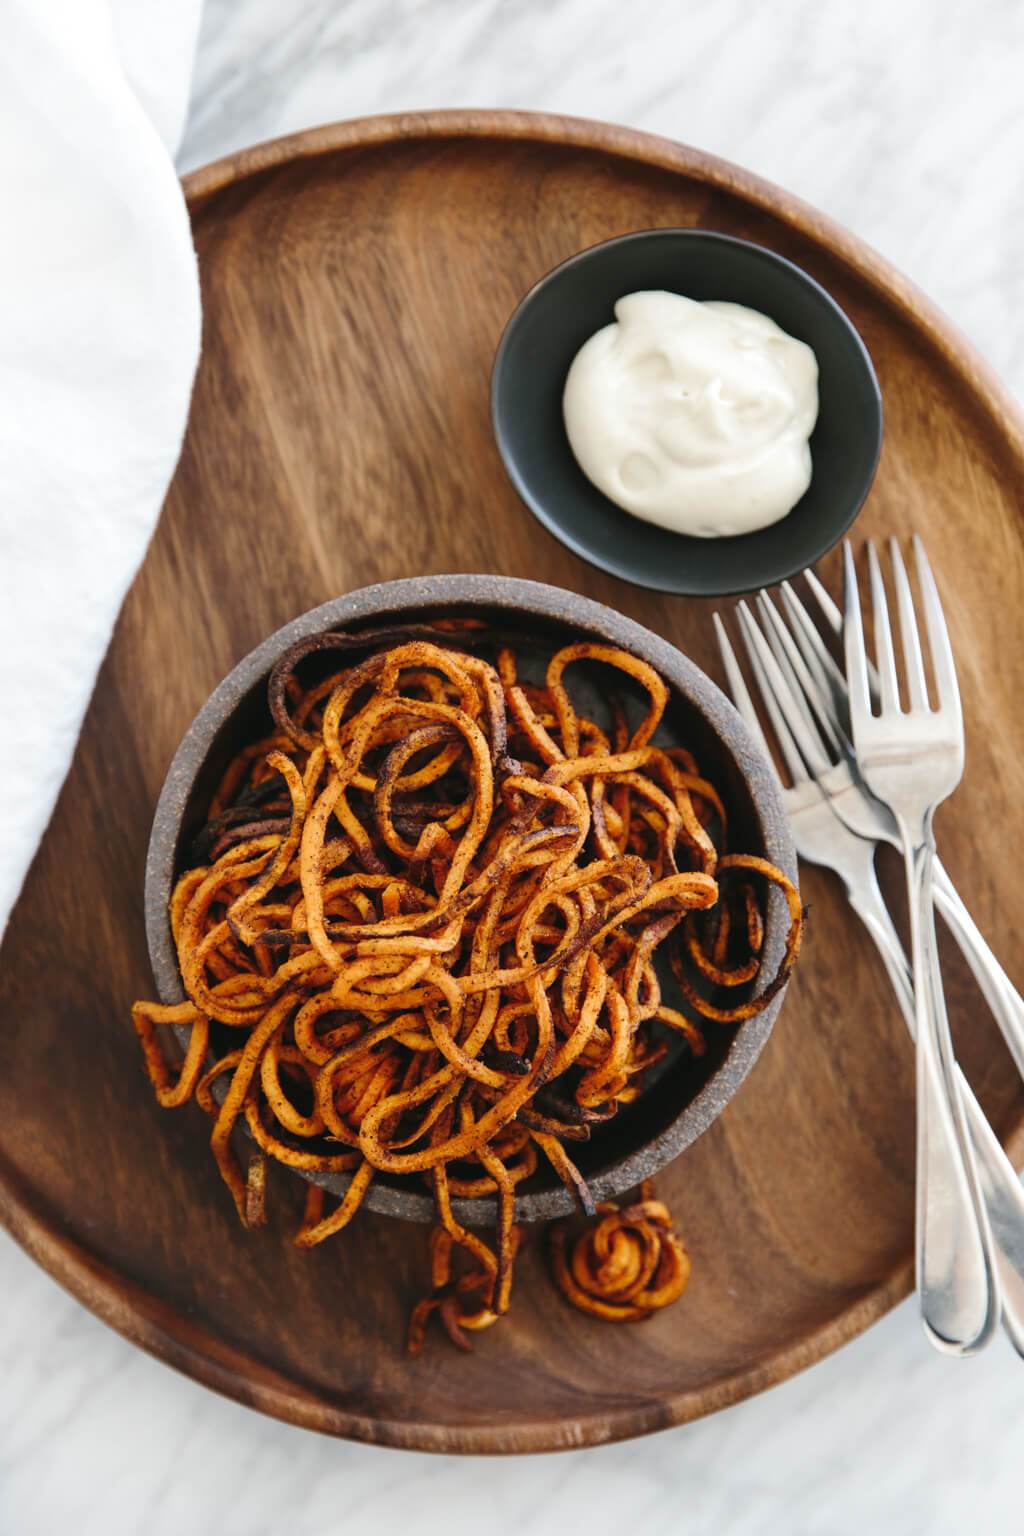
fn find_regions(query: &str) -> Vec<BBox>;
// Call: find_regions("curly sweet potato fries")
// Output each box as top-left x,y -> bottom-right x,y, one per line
550,1180 -> 690,1322
132,621 -> 802,1348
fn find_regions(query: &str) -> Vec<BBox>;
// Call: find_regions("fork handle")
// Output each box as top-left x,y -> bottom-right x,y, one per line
905,834 -> 999,1353
934,859 -> 1024,1081
846,874 -> 1024,1357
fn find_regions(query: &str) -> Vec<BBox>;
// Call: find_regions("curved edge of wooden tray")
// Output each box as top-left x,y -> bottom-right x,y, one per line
4,109 -> 1022,1454
184,108 -> 1024,479
0,1147 -> 915,1452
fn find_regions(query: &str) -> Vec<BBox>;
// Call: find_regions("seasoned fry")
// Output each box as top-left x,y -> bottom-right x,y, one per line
408,1224 -> 525,1355
549,1180 -> 691,1322
673,855 -> 804,1023
132,627 -> 801,1348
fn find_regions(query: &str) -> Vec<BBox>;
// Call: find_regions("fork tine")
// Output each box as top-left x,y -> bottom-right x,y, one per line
889,537 -> 930,712
757,591 -> 842,761
805,567 -> 843,636
779,582 -> 854,750
842,542 -> 874,736
913,534 -> 962,720
712,613 -> 778,779
781,580 -> 848,701
867,540 -> 901,713
806,567 -> 885,706
735,603 -> 811,785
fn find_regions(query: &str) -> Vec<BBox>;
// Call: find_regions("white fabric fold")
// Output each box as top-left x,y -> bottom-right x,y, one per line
0,0 -> 203,937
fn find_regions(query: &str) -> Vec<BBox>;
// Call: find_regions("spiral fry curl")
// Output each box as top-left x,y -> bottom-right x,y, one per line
550,1179 -> 690,1321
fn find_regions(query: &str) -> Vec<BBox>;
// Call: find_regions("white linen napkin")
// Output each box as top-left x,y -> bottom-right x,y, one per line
0,0 -> 203,939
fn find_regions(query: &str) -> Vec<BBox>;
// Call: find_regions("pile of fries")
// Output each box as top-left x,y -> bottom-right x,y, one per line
133,623 -> 802,1345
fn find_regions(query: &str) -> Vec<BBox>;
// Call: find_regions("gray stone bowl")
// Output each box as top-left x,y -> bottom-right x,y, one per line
145,575 -> 796,1227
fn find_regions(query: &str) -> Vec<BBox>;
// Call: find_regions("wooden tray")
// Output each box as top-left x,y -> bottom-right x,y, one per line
2,110 -> 1023,1455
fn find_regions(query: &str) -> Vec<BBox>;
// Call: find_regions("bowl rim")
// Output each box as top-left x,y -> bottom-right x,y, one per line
145,573 -> 797,1225
490,225 -> 884,596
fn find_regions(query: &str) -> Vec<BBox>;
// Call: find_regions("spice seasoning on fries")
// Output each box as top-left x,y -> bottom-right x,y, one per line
550,1180 -> 690,1323
132,623 -> 803,1347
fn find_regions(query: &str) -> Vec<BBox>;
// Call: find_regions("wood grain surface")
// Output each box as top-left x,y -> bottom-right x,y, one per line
1,111 -> 1023,1454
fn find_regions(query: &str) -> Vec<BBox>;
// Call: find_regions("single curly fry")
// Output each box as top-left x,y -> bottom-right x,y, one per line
550,1180 -> 691,1322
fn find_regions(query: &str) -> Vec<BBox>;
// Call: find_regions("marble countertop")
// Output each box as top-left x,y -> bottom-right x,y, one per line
4,2 -> 1023,1531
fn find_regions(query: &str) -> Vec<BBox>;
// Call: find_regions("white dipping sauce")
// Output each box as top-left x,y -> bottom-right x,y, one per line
562,290 -> 819,538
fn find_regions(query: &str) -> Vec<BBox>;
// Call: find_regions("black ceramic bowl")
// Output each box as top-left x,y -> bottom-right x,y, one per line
492,229 -> 883,596
145,575 -> 796,1226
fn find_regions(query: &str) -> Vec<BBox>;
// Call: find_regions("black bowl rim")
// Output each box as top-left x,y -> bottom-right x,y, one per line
491,226 -> 884,596
144,574 -> 796,1225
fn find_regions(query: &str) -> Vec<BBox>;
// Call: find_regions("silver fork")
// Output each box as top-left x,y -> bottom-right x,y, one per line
843,537 -> 997,1353
778,570 -> 1024,1079
716,603 -> 1024,1357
